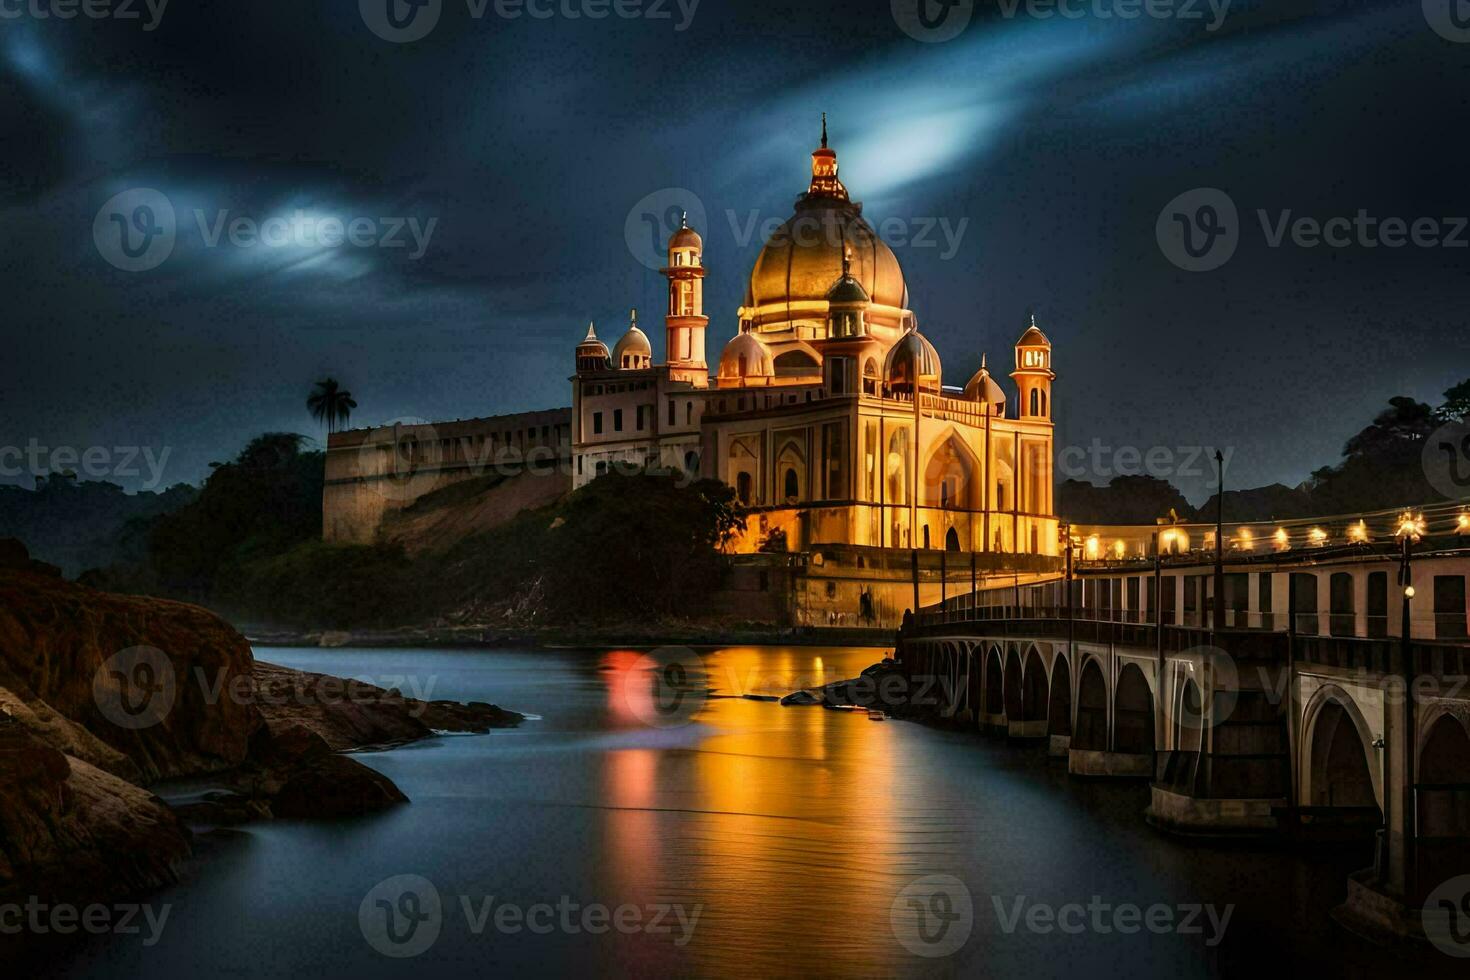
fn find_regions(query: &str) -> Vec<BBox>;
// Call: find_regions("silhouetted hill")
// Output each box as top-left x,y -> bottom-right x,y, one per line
1196,483 -> 1316,523
1056,476 -> 1196,525
0,478 -> 195,577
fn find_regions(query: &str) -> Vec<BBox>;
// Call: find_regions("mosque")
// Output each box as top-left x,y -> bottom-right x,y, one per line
572,122 -> 1059,558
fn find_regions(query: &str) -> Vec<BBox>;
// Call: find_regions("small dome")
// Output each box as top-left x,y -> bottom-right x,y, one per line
826,271 -> 870,306
669,224 -> 702,251
1017,315 -> 1051,348
883,327 -> 942,388
576,322 -> 610,370
718,332 -> 774,381
612,315 -> 652,370
963,356 -> 1006,413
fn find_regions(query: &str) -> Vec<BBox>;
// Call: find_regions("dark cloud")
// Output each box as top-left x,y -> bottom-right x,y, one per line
1,0 -> 1467,503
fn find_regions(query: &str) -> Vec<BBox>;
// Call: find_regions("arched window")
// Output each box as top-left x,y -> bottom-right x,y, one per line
784,468 -> 799,502
1040,390 -> 1048,416
736,472 -> 753,505
1029,388 -> 1040,416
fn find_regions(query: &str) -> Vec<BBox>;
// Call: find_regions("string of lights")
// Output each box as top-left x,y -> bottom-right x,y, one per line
1071,499 -> 1470,563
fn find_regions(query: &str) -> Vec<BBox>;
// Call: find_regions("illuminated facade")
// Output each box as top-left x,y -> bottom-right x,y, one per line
572,124 -> 1059,557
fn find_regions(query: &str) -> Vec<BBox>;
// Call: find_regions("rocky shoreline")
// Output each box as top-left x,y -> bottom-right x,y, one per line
0,540 -> 522,911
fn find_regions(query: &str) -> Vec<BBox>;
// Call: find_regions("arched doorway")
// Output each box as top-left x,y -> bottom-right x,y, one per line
1004,649 -> 1024,721
1022,648 -> 1048,722
1074,659 -> 1108,751
1308,699 -> 1377,808
923,433 -> 981,510
1114,664 -> 1155,756
984,647 -> 1004,717
945,527 -> 961,552
1047,655 -> 1072,737
1419,714 -> 1470,838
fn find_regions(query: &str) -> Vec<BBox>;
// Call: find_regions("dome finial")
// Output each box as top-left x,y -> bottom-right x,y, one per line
680,210 -> 688,229
821,112 -> 828,149
630,307 -> 638,325
1030,311 -> 1037,329
842,240 -> 851,277
584,321 -> 597,341
981,352 -> 988,371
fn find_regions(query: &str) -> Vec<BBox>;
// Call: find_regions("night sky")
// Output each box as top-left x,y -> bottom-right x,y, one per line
2,0 -> 1467,502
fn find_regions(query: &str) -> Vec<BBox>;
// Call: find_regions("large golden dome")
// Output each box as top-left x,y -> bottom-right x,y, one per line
745,203 -> 908,313
741,123 -> 909,332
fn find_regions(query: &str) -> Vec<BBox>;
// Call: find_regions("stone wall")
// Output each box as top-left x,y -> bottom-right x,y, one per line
323,409 -> 571,545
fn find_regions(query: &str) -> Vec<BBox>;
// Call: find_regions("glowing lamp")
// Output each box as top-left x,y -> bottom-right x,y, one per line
1113,540 -> 1126,560
1405,585 -> 1416,599
1085,534 -> 1100,561
1458,511 -> 1469,534
1396,511 -> 1425,542
1273,528 -> 1290,551
1309,527 -> 1327,547
1236,528 -> 1254,550
1347,520 -> 1369,543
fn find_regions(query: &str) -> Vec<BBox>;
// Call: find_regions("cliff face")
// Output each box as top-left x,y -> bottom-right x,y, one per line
0,559 -> 259,784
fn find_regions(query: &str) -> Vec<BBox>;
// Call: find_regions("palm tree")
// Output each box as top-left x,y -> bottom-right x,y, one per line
307,378 -> 358,435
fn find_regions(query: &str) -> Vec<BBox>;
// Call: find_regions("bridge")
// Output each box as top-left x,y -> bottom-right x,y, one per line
896,503 -> 1470,941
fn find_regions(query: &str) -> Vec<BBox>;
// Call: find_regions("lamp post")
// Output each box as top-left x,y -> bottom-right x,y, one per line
1213,449 -> 1225,632
1395,510 -> 1424,907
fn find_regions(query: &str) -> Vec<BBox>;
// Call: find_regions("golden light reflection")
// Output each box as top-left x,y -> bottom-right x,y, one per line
1348,520 -> 1369,543
1273,528 -> 1290,551
593,646 -> 909,975
1308,527 -> 1327,547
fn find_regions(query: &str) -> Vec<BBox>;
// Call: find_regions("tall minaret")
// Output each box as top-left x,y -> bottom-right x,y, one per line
662,211 -> 709,386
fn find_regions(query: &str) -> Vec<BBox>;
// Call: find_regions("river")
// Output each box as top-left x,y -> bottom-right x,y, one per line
46,645 -> 1450,977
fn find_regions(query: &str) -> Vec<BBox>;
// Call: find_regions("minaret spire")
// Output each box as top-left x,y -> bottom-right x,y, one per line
821,112 -> 828,149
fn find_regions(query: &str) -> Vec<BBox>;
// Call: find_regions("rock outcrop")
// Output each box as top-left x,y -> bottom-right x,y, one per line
0,542 -> 259,783
0,539 -> 522,909
252,661 -> 522,750
0,715 -> 189,904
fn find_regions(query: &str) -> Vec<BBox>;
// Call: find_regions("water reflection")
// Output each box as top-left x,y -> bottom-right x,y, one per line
38,644 -> 1449,979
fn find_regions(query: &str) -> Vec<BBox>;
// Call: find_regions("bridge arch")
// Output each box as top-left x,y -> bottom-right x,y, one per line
1176,677 -> 1204,756
1004,648 -> 1024,721
965,646 -> 983,723
1047,653 -> 1073,738
1074,657 -> 1109,751
1114,663 -> 1155,756
983,645 -> 1004,718
1022,645 -> 1048,722
1301,685 -> 1380,810
1418,711 -> 1470,839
